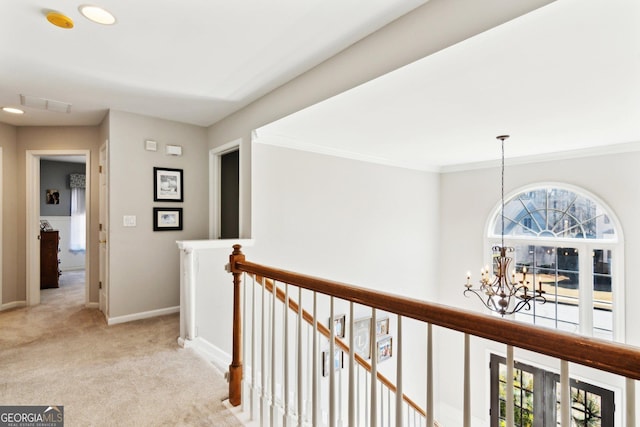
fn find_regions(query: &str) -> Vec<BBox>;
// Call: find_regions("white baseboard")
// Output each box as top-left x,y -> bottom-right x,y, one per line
85,302 -> 99,309
1,300 -> 27,311
183,336 -> 232,374
107,305 -> 179,325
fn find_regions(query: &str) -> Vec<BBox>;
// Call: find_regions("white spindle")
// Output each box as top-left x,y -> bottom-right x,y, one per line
560,360 -> 570,426
365,369 -> 370,427
506,345 -> 514,427
329,296 -> 336,427
627,378 -> 636,427
283,283 -> 289,426
370,308 -> 378,427
271,282 -> 277,426
396,315 -> 403,427
297,287 -> 303,427
250,275 -> 256,420
312,292 -> 318,427
464,333 -> 471,427
426,323 -> 433,427
242,273 -> 247,412
261,278 -> 266,427
348,302 -> 355,427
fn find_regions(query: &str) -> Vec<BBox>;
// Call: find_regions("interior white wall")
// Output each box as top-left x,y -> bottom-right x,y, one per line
438,148 -> 640,425
107,110 -> 209,319
246,141 -> 440,404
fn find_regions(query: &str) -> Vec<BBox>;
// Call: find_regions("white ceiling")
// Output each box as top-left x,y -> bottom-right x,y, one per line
258,0 -> 640,170
0,0 -> 425,127
2,1 -> 639,170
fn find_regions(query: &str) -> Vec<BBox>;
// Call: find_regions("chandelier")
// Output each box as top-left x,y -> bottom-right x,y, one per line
464,135 -> 546,316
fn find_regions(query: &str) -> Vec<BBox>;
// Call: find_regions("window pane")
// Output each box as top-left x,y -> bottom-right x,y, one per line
593,249 -> 612,338
492,187 -> 616,240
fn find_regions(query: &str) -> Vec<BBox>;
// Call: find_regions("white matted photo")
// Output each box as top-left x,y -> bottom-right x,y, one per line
153,207 -> 183,231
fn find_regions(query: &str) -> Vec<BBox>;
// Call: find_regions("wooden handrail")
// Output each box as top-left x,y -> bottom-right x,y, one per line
230,249 -> 640,381
252,274 -> 428,419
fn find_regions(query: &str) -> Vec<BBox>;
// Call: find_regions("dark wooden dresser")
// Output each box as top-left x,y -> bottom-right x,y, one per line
40,230 -> 60,288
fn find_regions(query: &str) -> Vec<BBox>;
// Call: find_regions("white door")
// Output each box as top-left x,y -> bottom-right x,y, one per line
98,142 -> 109,315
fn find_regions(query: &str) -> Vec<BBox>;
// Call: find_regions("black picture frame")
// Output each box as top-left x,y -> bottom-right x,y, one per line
154,167 -> 183,202
153,207 -> 183,231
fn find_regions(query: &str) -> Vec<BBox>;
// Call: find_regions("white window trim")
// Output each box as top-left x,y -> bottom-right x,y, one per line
484,182 -> 625,343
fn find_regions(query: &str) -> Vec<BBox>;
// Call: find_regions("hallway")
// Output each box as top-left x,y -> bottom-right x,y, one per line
0,272 -> 240,426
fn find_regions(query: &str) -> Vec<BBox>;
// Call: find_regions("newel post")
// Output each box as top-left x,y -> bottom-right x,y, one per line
228,244 -> 245,407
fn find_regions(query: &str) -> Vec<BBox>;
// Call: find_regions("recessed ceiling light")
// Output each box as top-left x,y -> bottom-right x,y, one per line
46,11 -> 74,29
2,107 -> 25,115
79,5 -> 116,25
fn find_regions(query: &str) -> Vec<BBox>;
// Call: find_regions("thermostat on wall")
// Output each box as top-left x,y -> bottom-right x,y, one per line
166,144 -> 182,156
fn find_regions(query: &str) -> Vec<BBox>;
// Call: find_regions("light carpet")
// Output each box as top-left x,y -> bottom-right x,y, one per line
0,271 -> 241,426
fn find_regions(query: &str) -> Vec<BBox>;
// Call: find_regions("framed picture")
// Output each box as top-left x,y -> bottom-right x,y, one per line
46,189 -> 60,204
377,335 -> 393,363
154,167 -> 183,202
376,317 -> 389,336
153,207 -> 183,231
353,317 -> 371,360
330,314 -> 346,338
322,349 -> 344,377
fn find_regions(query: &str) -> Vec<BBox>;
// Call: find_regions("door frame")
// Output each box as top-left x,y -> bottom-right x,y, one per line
26,149 -> 91,306
98,142 -> 109,316
209,139 -> 243,239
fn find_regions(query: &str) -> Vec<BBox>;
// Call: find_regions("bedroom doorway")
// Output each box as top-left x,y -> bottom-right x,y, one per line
26,150 -> 90,307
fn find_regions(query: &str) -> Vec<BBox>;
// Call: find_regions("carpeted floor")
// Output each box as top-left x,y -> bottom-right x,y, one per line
0,271 -> 241,426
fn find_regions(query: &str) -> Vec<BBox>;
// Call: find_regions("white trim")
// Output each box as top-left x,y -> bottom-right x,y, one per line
177,238 -> 255,251
26,149 -> 91,306
85,302 -> 99,309
442,140 -> 640,173
1,301 -> 27,311
209,139 -> 244,239
182,336 -> 232,374
106,305 -> 179,325
254,129 -> 440,173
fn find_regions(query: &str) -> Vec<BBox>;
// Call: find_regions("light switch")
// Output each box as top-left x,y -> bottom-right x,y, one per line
123,215 -> 136,227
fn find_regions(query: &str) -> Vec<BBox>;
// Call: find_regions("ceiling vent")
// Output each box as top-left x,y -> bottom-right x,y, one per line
20,94 -> 71,113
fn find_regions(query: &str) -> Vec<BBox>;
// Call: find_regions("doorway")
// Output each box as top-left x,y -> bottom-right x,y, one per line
209,140 -> 242,239
26,150 -> 91,306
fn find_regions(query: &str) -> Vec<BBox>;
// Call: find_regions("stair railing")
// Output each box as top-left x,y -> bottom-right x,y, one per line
227,244 -> 640,426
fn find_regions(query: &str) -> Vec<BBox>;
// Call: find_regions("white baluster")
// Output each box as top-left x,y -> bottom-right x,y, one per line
426,323 -> 433,427
271,282 -> 277,427
283,283 -> 289,426
396,316 -> 403,427
348,302 -> 355,427
626,378 -> 636,427
506,345 -> 514,427
250,275 -> 256,421
312,292 -> 319,427
560,360 -> 570,427
329,296 -> 336,427
370,308 -> 378,427
297,287 -> 303,427
261,279 -> 267,426
365,369 -> 370,427
242,273 -> 247,412
464,334 -> 471,427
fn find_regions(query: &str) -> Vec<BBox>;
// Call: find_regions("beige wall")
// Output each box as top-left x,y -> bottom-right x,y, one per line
0,123 -> 18,305
16,126 -> 101,303
107,110 -> 209,319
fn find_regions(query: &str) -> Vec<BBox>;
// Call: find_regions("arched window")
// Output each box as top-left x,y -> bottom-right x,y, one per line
487,184 -> 623,341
